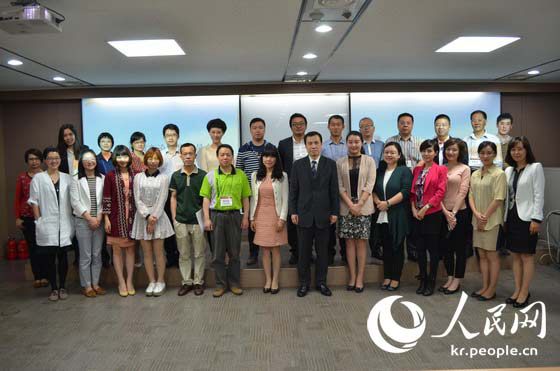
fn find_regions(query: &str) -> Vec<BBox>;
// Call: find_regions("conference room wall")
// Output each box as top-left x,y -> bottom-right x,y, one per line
1,91 -> 559,252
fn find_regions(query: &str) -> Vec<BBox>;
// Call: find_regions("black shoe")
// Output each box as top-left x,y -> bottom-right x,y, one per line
470,291 -> 482,298
438,285 -> 448,293
513,293 -> 530,308
423,281 -> 435,296
354,286 -> 364,293
316,284 -> 332,297
380,283 -> 389,290
387,284 -> 400,292
263,287 -> 271,293
478,293 -> 496,301
297,286 -> 309,297
288,254 -> 298,265
505,296 -> 517,305
346,285 -> 355,291
271,287 -> 280,295
416,279 -> 426,295
444,285 -> 461,295
247,256 -> 258,266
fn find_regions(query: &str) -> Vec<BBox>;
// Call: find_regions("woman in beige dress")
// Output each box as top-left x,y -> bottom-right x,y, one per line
468,141 -> 507,301
198,118 -> 227,173
250,145 -> 288,294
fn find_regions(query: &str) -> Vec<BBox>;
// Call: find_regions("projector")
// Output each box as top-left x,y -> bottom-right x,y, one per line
0,5 -> 62,34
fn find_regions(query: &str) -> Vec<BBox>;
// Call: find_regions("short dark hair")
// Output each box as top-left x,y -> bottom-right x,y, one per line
163,123 -> 180,137
77,149 -> 102,179
112,145 -> 132,167
304,131 -> 322,144
443,138 -> 467,163
207,118 -> 227,133
249,117 -> 266,128
477,140 -> 497,154
328,114 -> 344,125
216,143 -> 234,156
144,147 -> 163,167
24,148 -> 43,163
180,143 -> 196,152
497,113 -> 513,125
256,144 -> 283,181
434,114 -> 451,124
97,132 -> 114,147
470,110 -> 487,120
505,136 -> 536,167
397,113 -> 414,123
130,131 -> 146,146
378,141 -> 406,171
420,139 -> 439,154
289,113 -> 307,127
43,146 -> 60,160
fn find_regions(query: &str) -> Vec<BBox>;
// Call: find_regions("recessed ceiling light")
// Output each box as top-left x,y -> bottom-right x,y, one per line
7,59 -> 23,66
527,70 -> 540,75
303,53 -> 318,59
315,24 -> 332,33
436,36 -> 520,53
296,71 -> 308,76
107,39 -> 185,57
53,76 -> 66,81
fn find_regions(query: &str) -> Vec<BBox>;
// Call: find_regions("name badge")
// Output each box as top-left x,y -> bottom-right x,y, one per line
220,197 -> 233,207
406,160 -> 412,168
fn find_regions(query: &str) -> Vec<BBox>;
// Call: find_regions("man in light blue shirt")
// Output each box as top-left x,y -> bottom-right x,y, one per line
321,114 -> 347,162
359,117 -> 384,166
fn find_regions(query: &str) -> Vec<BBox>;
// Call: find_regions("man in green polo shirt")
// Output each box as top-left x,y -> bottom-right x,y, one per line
170,143 -> 207,296
200,144 -> 251,297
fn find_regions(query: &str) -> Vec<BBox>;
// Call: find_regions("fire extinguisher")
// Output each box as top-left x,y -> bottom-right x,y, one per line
17,239 -> 29,260
6,238 -> 17,260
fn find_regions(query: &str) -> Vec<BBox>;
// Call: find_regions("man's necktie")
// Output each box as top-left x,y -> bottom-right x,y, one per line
311,160 -> 317,178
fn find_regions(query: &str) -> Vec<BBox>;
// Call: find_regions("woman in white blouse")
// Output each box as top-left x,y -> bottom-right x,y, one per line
70,150 -> 105,298
503,137 -> 545,308
28,147 -> 74,302
131,147 -> 175,297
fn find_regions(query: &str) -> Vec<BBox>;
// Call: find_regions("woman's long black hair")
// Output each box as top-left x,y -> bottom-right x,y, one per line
57,124 -> 83,157
377,141 -> 407,171
256,144 -> 284,181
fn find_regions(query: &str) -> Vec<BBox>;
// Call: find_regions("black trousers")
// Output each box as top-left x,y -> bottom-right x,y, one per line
21,217 -> 47,280
328,223 -> 346,258
248,228 -> 259,259
414,212 -> 443,281
369,217 -> 383,259
440,209 -> 469,279
297,223 -> 329,286
287,217 -> 298,258
164,194 -> 179,265
44,249 -> 68,290
379,224 -> 404,281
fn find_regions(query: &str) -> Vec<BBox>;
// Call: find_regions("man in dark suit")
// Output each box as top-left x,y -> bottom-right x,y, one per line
289,131 -> 340,297
278,113 -> 308,265
433,114 -> 468,165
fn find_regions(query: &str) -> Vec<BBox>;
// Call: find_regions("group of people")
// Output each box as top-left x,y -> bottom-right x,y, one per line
14,110 -> 544,308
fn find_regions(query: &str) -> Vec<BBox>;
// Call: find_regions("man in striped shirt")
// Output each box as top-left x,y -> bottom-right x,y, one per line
385,112 -> 423,169
236,117 -> 278,266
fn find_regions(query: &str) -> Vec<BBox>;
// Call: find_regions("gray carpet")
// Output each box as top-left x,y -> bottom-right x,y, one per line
0,260 -> 559,371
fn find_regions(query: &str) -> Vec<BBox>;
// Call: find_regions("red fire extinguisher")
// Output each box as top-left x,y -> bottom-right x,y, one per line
17,239 -> 29,260
6,238 -> 17,260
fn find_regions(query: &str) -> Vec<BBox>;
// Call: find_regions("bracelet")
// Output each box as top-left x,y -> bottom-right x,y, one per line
386,200 -> 391,207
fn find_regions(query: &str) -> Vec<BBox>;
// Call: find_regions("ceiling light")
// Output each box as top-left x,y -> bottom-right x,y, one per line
527,70 -> 540,75
315,24 -> 332,33
53,76 -> 66,81
107,39 -> 185,57
436,36 -> 520,53
7,59 -> 23,66
296,71 -> 308,76
303,53 -> 317,59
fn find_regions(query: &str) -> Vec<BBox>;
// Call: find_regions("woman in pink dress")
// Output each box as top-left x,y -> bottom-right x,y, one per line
250,145 -> 288,294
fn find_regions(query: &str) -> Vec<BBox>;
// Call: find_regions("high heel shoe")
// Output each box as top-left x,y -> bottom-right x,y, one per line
354,286 -> 364,293
347,285 -> 356,291
271,287 -> 280,295
263,287 -> 271,293
478,293 -> 496,301
387,283 -> 400,292
505,297 -> 517,305
513,293 -> 530,308
444,285 -> 461,295
470,291 -> 482,298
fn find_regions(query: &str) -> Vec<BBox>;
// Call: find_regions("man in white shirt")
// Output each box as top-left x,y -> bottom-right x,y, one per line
463,110 -> 503,170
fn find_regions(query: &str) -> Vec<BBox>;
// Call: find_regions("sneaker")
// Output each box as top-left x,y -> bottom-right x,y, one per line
153,282 -> 166,297
145,282 -> 156,297
49,290 -> 59,301
230,287 -> 243,296
58,288 -> 68,300
213,288 -> 225,297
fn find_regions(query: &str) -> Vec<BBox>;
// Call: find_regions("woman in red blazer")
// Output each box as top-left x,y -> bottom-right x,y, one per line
410,139 -> 448,296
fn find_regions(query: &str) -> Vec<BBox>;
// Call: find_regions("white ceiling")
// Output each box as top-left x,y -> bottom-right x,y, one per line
0,0 -> 559,90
